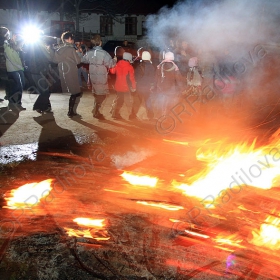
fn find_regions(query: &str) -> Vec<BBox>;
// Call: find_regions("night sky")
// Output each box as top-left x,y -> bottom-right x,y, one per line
0,0 -> 180,15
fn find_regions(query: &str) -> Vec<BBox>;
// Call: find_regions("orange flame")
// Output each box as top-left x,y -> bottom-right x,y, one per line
173,139 -> 280,202
73,218 -> 106,228
64,228 -> 93,239
214,233 -> 245,249
64,218 -> 110,240
137,201 -> 184,211
121,172 -> 158,187
250,215 -> 280,250
4,179 -> 53,209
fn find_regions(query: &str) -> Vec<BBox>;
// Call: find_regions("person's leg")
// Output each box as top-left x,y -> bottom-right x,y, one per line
72,92 -> 82,115
111,92 -> 125,119
144,92 -> 155,120
93,94 -> 106,119
129,92 -> 142,120
8,71 -> 23,105
32,73 -> 51,112
68,94 -> 76,117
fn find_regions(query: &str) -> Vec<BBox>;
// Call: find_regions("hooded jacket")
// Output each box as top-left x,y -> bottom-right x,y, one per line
110,59 -> 136,93
4,41 -> 24,72
52,42 -> 81,94
82,46 -> 116,95
155,61 -> 184,95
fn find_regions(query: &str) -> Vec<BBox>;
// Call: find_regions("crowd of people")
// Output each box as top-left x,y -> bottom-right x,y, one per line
0,26 -> 240,122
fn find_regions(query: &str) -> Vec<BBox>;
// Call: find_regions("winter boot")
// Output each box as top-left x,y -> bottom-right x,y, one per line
72,92 -> 82,116
93,102 -> 105,120
67,94 -> 77,117
93,95 -> 106,120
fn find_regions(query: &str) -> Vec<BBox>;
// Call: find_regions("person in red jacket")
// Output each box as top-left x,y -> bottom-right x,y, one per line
110,52 -> 136,120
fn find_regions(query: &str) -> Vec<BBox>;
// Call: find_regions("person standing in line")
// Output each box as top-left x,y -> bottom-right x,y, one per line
52,31 -> 82,117
0,27 -> 26,110
110,52 -> 136,120
154,51 -> 185,117
23,37 -> 53,113
81,34 -> 116,120
130,51 -> 156,120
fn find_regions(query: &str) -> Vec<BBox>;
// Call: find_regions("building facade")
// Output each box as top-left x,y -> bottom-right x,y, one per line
0,8 -> 150,43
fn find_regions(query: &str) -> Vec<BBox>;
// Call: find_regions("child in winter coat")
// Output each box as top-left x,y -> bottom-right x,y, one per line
131,51 -> 156,120
82,34 -> 116,119
186,56 -> 203,95
110,52 -> 136,120
154,51 -> 185,117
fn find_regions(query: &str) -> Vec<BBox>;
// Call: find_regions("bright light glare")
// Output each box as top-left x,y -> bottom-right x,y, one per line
21,25 -> 43,43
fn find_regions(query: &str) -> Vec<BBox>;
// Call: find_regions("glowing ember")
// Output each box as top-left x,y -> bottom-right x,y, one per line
65,218 -> 110,240
250,215 -> 280,250
4,179 -> 53,209
137,201 -> 184,211
73,218 -> 106,228
173,139 -> 280,201
65,228 -> 93,239
104,189 -> 129,194
64,227 -> 110,241
121,172 -> 158,187
214,233 -> 244,249
184,229 -> 210,239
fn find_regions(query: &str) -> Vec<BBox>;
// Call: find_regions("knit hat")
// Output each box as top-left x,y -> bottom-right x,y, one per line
157,51 -> 179,72
164,51 -> 174,61
141,51 -> 151,62
123,52 -> 132,63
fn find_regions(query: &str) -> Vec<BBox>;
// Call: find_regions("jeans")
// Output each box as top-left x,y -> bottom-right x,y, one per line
7,70 -> 25,105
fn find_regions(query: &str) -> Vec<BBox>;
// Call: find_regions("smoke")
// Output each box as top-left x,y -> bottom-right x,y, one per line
145,0 -> 280,138
146,0 -> 280,56
111,146 -> 154,169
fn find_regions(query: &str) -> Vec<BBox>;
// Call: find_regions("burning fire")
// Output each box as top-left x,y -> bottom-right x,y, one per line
137,201 -> 184,211
214,233 -> 245,250
250,215 -> 280,250
64,218 -> 110,241
173,139 -> 280,201
121,171 -> 158,187
73,218 -> 105,228
4,179 -> 53,209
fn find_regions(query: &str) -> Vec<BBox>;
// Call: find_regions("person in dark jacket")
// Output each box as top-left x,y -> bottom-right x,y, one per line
110,52 -> 136,120
24,38 -> 53,113
82,34 -> 116,120
52,32 -> 82,117
155,51 -> 185,117
131,51 -> 156,120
